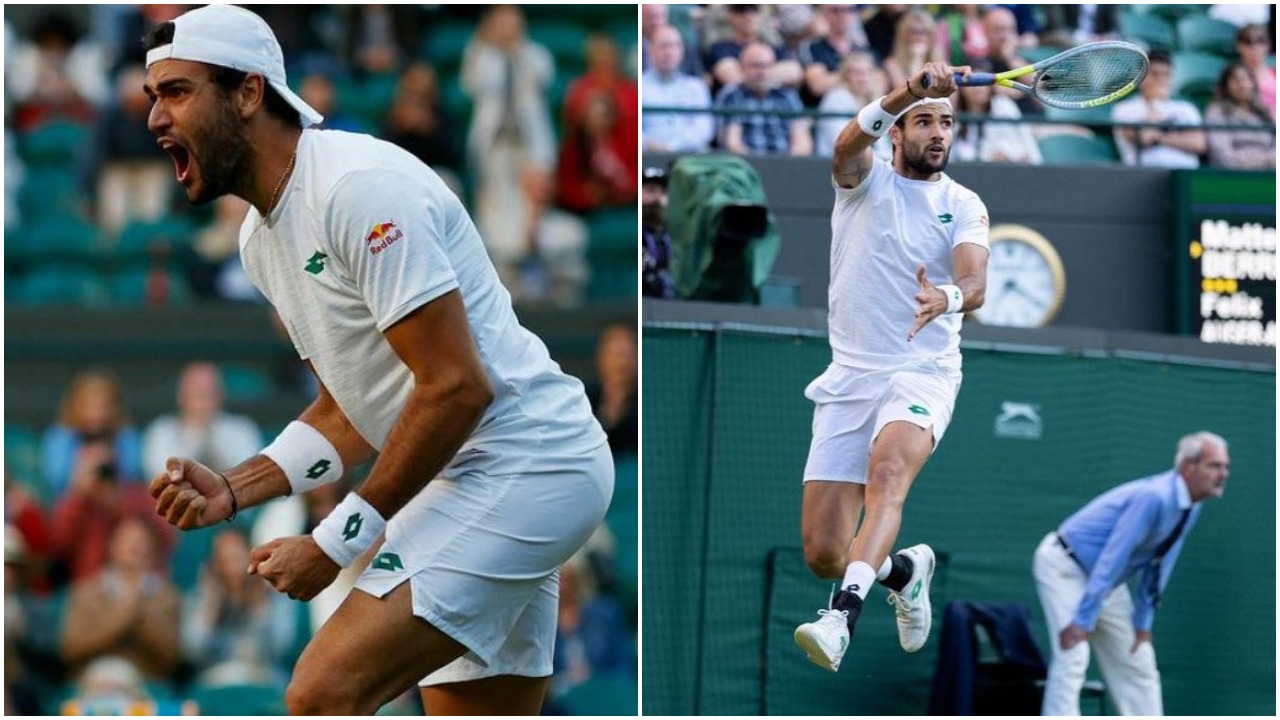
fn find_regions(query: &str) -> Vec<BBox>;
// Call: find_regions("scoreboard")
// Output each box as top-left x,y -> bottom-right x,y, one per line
1174,171 -> 1276,347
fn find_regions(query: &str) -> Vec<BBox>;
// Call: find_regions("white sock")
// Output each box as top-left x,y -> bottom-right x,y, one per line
875,555 -> 893,581
840,561 -> 877,599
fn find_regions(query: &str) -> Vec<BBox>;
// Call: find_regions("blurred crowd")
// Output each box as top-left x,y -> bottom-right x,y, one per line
5,319 -> 637,715
5,5 -> 638,309
641,4 -> 1277,170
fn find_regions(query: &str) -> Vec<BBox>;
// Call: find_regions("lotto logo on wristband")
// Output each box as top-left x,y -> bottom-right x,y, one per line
343,513 -> 363,541
306,459 -> 332,480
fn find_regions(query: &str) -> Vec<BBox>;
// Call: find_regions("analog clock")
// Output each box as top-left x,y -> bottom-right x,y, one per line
971,224 -> 1066,328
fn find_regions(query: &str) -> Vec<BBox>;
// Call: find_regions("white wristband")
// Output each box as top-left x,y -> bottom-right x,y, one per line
312,492 -> 385,568
937,284 -> 964,314
260,421 -> 344,494
857,98 -> 899,138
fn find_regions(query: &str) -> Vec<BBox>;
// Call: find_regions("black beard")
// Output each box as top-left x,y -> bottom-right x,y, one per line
902,143 -> 950,176
190,98 -> 253,205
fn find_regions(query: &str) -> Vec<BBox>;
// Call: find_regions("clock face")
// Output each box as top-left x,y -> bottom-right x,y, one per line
972,229 -> 1065,328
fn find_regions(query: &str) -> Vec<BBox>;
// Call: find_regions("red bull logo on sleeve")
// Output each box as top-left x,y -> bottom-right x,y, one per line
365,221 -> 404,255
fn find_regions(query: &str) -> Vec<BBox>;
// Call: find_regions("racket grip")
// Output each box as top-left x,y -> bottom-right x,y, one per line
922,72 -> 997,88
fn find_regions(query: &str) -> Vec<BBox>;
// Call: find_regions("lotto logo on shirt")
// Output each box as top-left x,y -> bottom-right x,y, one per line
365,221 -> 404,255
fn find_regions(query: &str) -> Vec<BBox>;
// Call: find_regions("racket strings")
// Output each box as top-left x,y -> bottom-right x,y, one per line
1034,50 -> 1147,104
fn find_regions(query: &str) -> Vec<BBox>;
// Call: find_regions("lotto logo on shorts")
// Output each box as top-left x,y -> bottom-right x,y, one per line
908,404 -> 930,416
365,221 -> 404,255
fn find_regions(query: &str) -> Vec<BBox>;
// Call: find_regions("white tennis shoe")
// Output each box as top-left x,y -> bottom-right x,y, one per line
887,544 -> 936,653
794,609 -> 850,672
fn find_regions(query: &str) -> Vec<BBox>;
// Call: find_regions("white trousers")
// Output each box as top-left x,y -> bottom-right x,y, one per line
1032,533 -> 1163,716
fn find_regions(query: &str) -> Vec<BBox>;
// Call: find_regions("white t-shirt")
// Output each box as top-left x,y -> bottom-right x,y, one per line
1111,96 -> 1203,169
240,129 -> 606,479
828,158 -> 989,370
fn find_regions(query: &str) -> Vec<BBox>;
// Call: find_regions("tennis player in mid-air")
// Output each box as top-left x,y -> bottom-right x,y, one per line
143,6 -> 612,714
793,61 -> 989,672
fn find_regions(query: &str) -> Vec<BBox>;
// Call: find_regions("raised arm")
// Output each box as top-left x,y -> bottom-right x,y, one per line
833,61 -> 966,189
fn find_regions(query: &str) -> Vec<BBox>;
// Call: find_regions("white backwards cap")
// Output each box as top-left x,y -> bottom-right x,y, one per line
146,4 -> 323,127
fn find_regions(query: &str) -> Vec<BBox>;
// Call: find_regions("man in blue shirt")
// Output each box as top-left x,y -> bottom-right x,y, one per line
642,26 -> 714,154
716,43 -> 812,157
1033,432 -> 1230,715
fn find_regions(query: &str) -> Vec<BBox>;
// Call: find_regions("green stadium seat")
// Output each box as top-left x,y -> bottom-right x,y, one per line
1043,102 -> 1114,127
109,263 -> 194,306
1119,13 -> 1177,52
219,364 -> 272,402
18,167 -> 82,222
529,23 -> 590,67
1171,52 -> 1229,99
558,676 -> 639,716
13,263 -> 109,306
1177,16 -> 1238,56
1020,45 -> 1058,65
419,21 -> 474,68
188,683 -> 286,715
114,217 -> 198,260
1137,4 -> 1204,23
14,217 -> 100,264
19,121 -> 88,167
1037,134 -> 1119,165
587,208 -> 637,252
4,424 -> 47,504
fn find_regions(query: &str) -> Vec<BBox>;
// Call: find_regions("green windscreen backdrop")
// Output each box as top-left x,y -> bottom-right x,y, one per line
642,325 -> 1275,716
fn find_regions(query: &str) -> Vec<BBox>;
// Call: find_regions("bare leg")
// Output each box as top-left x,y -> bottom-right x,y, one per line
847,421 -> 934,572
421,675 -> 551,716
285,583 -> 467,715
800,480 -> 865,579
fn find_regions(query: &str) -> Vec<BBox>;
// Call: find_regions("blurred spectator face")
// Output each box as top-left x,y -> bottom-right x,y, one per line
959,83 -> 992,113
108,517 -> 157,575
823,5 -> 853,36
841,53 -> 877,96
1236,26 -> 1269,68
641,178 -> 667,231
652,27 -> 685,74
582,95 -> 618,137
897,11 -> 935,57
1141,58 -> 1173,101
62,372 -> 124,437
586,36 -> 621,77
597,325 -> 637,388
210,528 -> 251,588
1223,64 -> 1258,105
892,104 -> 955,175
117,66 -> 151,117
642,4 -> 668,39
741,43 -> 775,93
728,6 -> 761,40
983,8 -> 1018,61
485,5 -> 526,50
177,363 -> 224,426
76,657 -> 149,705
300,73 -> 336,116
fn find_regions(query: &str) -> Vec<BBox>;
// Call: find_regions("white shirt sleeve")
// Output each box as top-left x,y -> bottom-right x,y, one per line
833,156 -> 891,203
324,169 -> 460,332
953,192 -> 990,250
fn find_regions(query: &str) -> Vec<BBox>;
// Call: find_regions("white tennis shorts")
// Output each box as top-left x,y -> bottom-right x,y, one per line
354,442 -> 614,686
802,360 -> 961,484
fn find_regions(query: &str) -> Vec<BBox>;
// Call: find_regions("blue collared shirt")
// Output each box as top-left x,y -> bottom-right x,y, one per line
714,84 -> 804,155
1058,470 -> 1201,632
641,70 -> 715,153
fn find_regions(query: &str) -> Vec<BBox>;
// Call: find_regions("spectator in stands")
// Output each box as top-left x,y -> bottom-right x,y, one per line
183,527 -> 295,687
717,43 -> 812,157
142,362 -> 263,480
863,5 -> 908,62
7,12 -> 107,129
461,4 -> 557,298
703,5 -> 801,93
40,370 -> 143,498
952,67 -> 1043,164
799,5 -> 868,104
558,35 -> 639,212
882,9 -> 946,91
641,166 -> 675,300
1205,64 -> 1277,170
1041,5 -> 1120,48
83,64 -> 173,237
977,6 -> 1039,115
938,5 -> 987,67
1235,25 -> 1276,120
4,475 -> 53,591
60,655 -> 189,715
190,195 -> 263,302
61,516 -> 181,682
383,61 -> 463,191
5,526 -> 47,715
586,322 -> 638,456
815,51 -> 892,160
1112,51 -> 1207,169
51,432 -> 175,583
999,4 -> 1042,48
642,26 -> 715,153
335,5 -> 422,77
548,548 -> 636,703
641,3 -> 701,77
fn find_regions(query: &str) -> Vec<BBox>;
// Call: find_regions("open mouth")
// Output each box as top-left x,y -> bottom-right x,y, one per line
159,139 -> 193,185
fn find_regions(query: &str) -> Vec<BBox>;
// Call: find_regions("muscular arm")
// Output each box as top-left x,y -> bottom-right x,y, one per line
831,78 -> 922,189
349,289 -> 493,520
953,242 -> 988,312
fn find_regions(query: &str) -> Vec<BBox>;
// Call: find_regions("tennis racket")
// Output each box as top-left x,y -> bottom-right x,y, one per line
922,41 -> 1149,110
